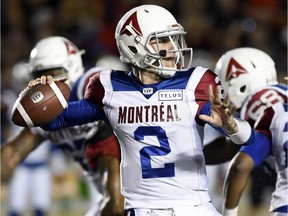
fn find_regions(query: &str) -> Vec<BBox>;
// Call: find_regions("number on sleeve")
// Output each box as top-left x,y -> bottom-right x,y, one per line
247,90 -> 284,121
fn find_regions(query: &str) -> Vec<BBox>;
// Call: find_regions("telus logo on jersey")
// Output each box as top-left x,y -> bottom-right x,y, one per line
118,103 -> 181,124
159,90 -> 183,101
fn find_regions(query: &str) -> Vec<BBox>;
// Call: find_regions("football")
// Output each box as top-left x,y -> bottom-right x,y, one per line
11,81 -> 71,127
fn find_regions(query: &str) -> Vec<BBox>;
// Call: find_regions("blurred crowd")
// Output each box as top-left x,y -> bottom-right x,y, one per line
2,0 -> 287,92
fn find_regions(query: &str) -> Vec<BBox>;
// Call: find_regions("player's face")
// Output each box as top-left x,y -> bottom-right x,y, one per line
149,36 -> 177,69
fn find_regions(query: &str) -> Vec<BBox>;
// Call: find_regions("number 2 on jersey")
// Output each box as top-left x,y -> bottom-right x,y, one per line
134,126 -> 175,179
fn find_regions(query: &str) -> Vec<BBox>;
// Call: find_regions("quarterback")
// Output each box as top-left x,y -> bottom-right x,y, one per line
33,5 -> 254,216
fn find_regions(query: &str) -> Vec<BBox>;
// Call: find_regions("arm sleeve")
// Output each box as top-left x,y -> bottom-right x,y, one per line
41,98 -> 105,131
42,72 -> 107,131
240,131 -> 272,167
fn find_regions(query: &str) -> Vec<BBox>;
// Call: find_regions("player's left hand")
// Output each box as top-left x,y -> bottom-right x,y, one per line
199,85 -> 238,134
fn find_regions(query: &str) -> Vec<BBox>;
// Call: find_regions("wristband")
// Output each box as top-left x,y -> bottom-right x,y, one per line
227,118 -> 251,145
222,206 -> 238,216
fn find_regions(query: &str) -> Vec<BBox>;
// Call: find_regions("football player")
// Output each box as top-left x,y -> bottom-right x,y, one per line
214,47 -> 287,216
2,60 -> 55,216
34,5 -> 255,216
1,36 -> 125,216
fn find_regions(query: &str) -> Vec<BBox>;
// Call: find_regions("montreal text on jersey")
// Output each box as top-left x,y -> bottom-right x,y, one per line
118,103 -> 181,124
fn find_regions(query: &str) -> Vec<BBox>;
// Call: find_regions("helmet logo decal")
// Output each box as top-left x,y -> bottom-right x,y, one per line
120,11 -> 143,36
64,41 -> 77,55
226,57 -> 248,81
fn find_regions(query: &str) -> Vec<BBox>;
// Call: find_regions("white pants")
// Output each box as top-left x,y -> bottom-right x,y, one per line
126,202 -> 222,216
8,165 -> 51,212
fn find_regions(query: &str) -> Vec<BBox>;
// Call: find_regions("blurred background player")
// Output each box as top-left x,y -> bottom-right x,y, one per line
6,140 -> 55,216
1,61 -> 62,216
196,49 -> 277,214
1,36 -> 125,216
213,47 -> 287,216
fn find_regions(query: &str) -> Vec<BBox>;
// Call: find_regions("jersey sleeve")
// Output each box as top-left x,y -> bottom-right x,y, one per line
41,72 -> 107,131
41,99 -> 104,131
240,131 -> 272,167
84,72 -> 105,111
195,69 -> 222,125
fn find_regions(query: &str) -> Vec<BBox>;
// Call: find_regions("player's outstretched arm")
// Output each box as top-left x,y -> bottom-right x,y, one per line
222,152 -> 254,216
28,75 -> 104,131
1,128 -> 42,182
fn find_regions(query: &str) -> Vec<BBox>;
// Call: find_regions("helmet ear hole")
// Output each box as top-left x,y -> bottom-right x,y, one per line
240,85 -> 246,93
128,46 -> 138,54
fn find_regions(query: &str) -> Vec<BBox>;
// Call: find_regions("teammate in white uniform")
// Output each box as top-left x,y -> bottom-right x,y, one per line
213,47 -> 287,216
1,36 -> 124,216
6,140 -> 53,216
34,5 -> 255,216
2,61 -> 54,216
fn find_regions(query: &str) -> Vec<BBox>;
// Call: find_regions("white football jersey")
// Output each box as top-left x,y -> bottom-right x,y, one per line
31,123 -> 98,170
98,67 -> 220,208
241,84 -> 288,212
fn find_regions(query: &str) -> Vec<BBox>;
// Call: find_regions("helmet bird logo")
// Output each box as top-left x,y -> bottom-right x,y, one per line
226,58 -> 248,81
120,11 -> 143,37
